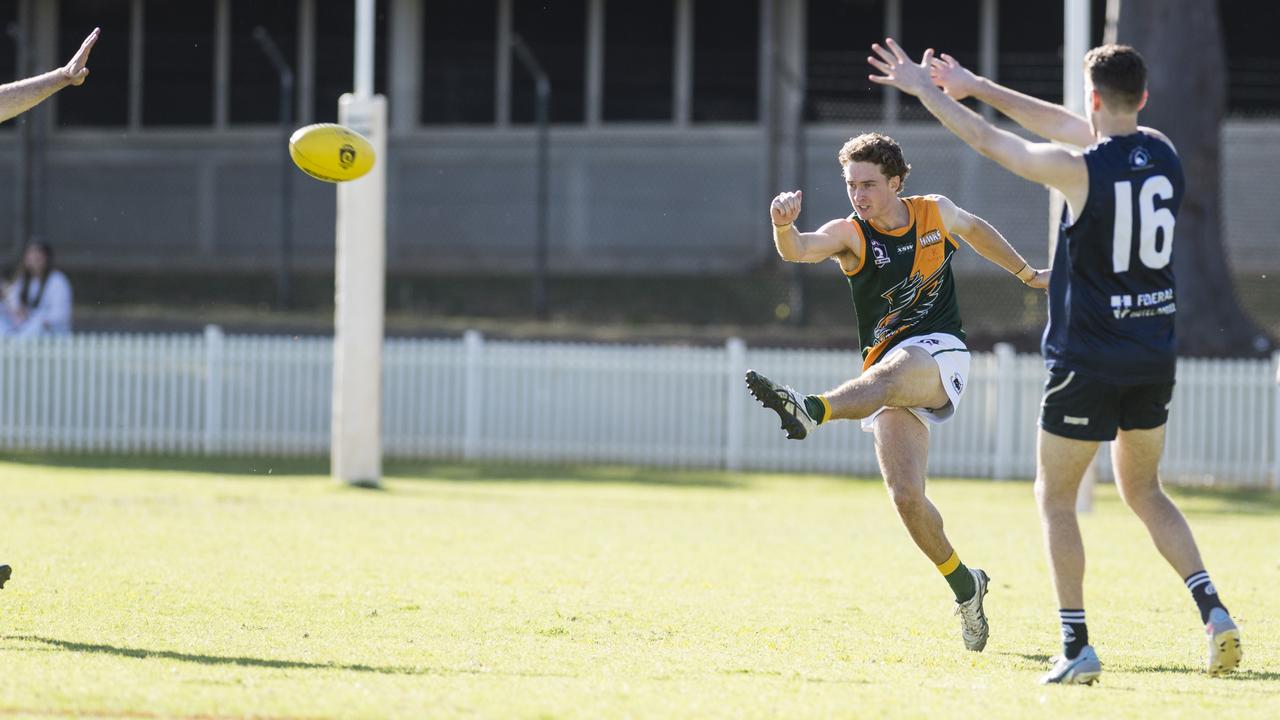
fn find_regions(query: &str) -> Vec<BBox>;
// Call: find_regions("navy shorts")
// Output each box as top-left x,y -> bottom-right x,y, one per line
1038,369 -> 1174,441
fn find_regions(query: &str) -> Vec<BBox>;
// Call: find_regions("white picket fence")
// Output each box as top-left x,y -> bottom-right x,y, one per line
1,328 -> 1277,488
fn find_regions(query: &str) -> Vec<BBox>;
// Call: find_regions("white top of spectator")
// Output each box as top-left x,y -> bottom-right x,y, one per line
2,270 -> 73,337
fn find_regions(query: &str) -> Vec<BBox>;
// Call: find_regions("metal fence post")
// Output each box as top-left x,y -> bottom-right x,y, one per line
463,330 -> 484,460
992,342 -> 1016,480
203,324 -> 224,455
724,337 -> 746,471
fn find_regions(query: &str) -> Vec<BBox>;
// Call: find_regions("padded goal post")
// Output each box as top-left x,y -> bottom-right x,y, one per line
331,0 -> 386,488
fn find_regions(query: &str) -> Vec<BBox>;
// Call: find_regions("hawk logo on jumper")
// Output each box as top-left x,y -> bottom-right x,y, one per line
919,230 -> 944,247
338,144 -> 357,169
950,372 -> 964,395
897,243 -> 914,254
870,239 -> 891,268
872,257 -> 950,345
1129,146 -> 1151,170
1111,294 -> 1133,319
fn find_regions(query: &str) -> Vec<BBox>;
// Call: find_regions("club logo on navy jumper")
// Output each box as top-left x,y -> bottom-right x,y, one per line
1129,147 -> 1151,170
871,239 -> 891,268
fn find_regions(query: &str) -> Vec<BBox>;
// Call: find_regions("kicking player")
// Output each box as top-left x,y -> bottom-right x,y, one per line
0,25 -> 99,592
867,38 -> 1242,683
745,132 -> 1048,653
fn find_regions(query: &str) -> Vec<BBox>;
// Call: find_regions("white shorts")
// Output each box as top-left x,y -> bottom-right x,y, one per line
860,332 -> 971,432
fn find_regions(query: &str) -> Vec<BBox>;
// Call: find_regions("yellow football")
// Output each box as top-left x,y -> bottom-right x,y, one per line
288,123 -> 376,183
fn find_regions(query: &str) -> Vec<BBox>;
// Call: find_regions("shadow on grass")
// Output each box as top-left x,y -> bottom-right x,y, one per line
0,452 -> 327,477
5,635 -> 573,679
1120,664 -> 1280,682
1167,485 -> 1280,517
386,461 -> 750,489
0,453 -> 753,489
1003,651 -> 1053,665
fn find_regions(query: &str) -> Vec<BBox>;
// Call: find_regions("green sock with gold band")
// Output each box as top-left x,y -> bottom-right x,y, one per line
937,550 -> 976,603
803,394 -> 830,424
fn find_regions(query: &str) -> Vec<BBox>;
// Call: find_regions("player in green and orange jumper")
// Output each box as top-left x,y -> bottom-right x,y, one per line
746,132 -> 1047,652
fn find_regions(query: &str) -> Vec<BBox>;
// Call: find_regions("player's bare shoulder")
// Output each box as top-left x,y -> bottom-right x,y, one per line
816,216 -> 863,268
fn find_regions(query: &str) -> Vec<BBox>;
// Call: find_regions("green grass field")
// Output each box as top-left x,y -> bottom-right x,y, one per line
1,455 -> 1277,719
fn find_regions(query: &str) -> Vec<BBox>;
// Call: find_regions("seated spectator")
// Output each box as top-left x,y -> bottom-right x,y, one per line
0,242 -> 72,338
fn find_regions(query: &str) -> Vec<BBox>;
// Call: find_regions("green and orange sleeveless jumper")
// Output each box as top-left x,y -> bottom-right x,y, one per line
841,195 -> 966,370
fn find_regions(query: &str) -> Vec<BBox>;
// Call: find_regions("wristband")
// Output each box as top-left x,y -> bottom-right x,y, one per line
773,222 -> 794,232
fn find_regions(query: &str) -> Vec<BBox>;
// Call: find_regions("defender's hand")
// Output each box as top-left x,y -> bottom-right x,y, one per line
930,53 -> 980,100
867,38 -> 934,97
61,27 -> 100,86
770,190 -> 803,226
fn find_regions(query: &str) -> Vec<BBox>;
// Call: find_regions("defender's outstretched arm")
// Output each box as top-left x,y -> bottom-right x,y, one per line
929,53 -> 1095,148
0,27 -> 99,123
867,39 -> 1087,200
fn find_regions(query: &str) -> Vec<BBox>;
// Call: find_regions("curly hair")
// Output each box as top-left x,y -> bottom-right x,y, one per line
1084,44 -> 1146,112
837,133 -> 910,191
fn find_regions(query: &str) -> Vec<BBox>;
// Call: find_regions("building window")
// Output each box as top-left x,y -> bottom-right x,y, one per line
603,0 -> 674,121
692,0 -> 758,122
998,0 -> 1062,104
229,0 -> 297,124
1221,0 -> 1280,116
58,0 -> 130,127
143,0 -> 215,126
422,0 -> 495,124
893,0 -> 980,120
0,0 -> 18,87
512,0 -> 585,124
313,0 -> 389,123
806,0 -> 883,122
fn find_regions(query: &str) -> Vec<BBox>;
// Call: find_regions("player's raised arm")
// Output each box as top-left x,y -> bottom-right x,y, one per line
929,52 -> 1095,148
769,190 -> 859,264
0,27 -> 99,123
933,194 -> 1048,290
867,39 -> 1087,205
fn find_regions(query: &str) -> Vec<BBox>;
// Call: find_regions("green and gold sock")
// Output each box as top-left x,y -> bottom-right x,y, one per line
937,550 -> 976,603
803,394 -> 830,424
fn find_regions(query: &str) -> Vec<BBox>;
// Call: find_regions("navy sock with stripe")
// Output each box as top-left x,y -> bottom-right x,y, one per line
1059,609 -> 1088,660
1185,570 -> 1227,624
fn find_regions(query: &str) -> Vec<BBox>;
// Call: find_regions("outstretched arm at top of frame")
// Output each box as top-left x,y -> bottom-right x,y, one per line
929,52 -> 1095,148
867,38 -> 1088,202
0,27 -> 99,123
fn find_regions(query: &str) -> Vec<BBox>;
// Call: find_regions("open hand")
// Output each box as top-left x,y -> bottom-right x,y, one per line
61,27 -> 100,86
867,38 -> 934,97
930,53 -> 981,100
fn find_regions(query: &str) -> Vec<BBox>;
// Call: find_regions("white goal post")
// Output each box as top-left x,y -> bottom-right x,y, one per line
331,0 -> 387,488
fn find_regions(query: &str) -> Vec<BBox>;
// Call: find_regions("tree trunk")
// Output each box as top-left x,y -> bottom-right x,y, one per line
1115,0 -> 1273,356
